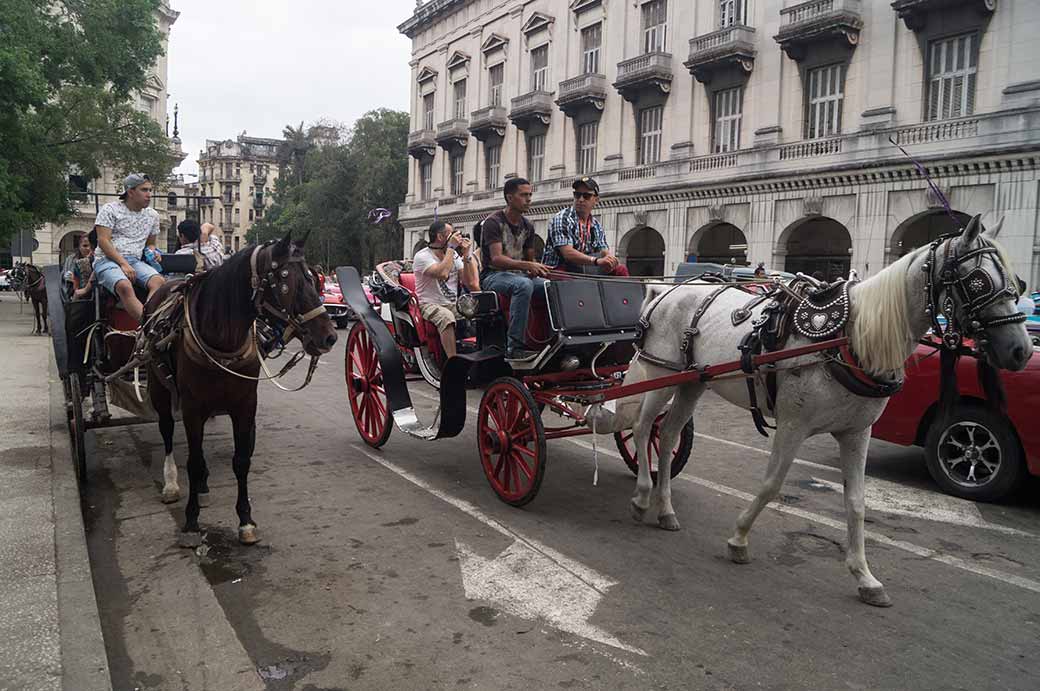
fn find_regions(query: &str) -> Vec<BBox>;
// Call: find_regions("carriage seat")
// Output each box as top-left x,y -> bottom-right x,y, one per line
546,279 -> 645,345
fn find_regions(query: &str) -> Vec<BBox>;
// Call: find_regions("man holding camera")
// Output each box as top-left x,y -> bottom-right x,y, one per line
542,177 -> 628,277
412,220 -> 480,359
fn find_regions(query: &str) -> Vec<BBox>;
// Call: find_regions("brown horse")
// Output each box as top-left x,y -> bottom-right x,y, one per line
145,232 -> 337,546
17,264 -> 48,334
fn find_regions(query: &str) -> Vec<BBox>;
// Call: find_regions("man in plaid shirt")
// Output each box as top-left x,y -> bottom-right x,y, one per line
542,177 -> 628,276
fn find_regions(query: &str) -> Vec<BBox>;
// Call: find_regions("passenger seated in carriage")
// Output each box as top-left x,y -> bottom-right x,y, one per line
479,177 -> 551,361
92,173 -> 164,323
70,230 -> 98,301
174,219 -> 224,271
542,177 -> 629,277
412,221 -> 480,359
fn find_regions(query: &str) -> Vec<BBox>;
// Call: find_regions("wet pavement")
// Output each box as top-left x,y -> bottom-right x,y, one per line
81,327 -> 1040,690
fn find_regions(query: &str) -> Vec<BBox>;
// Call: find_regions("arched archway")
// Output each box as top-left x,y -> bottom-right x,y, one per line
688,223 -> 748,265
889,209 -> 971,262
780,216 -> 852,281
619,226 -> 665,277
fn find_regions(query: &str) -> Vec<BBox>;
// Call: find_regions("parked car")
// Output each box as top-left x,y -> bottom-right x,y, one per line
322,279 -> 380,330
872,340 -> 1039,501
0,269 -> 10,291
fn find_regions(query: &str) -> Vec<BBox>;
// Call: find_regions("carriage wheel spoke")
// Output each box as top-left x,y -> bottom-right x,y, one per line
512,451 -> 534,482
370,392 -> 387,419
619,431 -> 633,445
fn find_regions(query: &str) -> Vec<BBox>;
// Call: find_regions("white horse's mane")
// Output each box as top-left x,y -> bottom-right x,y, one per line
848,248 -> 923,375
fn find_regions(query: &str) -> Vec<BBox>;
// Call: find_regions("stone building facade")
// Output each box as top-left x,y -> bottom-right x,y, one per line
397,0 -> 1040,286
28,1 -> 183,267
195,136 -> 281,253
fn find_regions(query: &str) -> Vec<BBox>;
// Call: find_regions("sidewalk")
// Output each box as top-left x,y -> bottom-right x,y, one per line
0,292 -> 111,691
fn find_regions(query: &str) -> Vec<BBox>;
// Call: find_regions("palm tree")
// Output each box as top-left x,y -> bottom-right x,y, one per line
278,122 -> 310,186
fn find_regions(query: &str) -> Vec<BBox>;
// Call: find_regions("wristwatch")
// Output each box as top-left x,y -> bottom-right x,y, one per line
591,256 -> 600,266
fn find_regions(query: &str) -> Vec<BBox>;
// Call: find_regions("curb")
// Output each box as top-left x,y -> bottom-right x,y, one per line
48,356 -> 113,691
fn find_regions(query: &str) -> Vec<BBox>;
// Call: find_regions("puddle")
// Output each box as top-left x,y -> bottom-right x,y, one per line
194,527 -> 269,585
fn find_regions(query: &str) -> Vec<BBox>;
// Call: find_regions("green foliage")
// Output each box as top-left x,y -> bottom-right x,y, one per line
0,0 -> 177,245
252,109 -> 409,274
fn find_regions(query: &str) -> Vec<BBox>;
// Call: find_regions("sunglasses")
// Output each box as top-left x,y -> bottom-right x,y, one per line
573,191 -> 596,200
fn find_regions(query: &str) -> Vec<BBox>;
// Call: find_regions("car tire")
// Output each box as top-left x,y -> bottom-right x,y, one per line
334,317 -> 350,330
924,404 -> 1025,502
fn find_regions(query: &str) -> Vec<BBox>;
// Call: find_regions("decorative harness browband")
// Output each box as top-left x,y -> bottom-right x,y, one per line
924,233 -> 1026,352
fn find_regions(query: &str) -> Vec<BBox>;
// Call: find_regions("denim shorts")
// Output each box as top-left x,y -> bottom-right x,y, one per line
93,256 -> 160,294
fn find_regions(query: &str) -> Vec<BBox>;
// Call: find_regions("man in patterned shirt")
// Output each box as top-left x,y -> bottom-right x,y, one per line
542,177 -> 628,277
93,173 -> 164,322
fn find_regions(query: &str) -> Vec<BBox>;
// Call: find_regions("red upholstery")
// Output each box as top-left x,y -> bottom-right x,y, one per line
398,272 -> 445,363
497,293 -> 551,349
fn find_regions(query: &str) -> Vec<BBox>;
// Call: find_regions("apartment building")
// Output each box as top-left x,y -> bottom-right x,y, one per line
195,136 -> 281,253
398,0 -> 1040,285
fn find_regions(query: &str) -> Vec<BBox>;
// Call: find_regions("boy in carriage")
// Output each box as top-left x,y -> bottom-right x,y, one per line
542,177 -> 628,277
174,218 -> 225,271
92,173 -> 164,323
412,220 -> 480,359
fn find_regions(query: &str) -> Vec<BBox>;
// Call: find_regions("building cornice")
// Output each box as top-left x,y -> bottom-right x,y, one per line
398,0 -> 471,38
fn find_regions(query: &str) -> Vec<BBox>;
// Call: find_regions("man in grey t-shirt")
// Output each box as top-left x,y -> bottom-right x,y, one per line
93,173 -> 164,322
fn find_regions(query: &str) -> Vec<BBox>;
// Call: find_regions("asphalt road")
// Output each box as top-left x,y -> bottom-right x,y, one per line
81,326 -> 1040,690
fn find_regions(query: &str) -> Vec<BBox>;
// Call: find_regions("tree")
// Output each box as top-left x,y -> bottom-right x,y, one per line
0,0 -> 177,246
253,109 -> 409,274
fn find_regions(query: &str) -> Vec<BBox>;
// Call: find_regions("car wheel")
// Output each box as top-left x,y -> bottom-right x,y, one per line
335,317 -> 350,330
924,404 -> 1025,502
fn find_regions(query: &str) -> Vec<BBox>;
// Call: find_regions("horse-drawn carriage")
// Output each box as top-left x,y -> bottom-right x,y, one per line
44,253 -> 200,482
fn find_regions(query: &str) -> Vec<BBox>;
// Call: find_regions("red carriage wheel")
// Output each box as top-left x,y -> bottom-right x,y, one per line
477,377 -> 547,507
614,415 -> 694,485
345,322 -> 392,448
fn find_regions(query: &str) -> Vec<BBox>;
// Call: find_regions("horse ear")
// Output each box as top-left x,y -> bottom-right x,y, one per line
983,215 -> 1004,240
274,231 -> 292,255
959,214 -> 983,249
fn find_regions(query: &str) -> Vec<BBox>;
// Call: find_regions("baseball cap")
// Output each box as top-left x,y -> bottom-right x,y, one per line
572,176 -> 600,195
118,173 -> 151,199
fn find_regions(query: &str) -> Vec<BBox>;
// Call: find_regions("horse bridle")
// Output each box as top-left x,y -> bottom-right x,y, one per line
925,234 -> 1026,351
249,243 -> 327,351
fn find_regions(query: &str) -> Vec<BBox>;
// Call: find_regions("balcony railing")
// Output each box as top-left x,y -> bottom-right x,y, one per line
891,0 -> 994,32
216,172 -> 241,182
396,108 -> 1036,217
436,118 -> 470,150
614,52 -> 673,101
509,90 -> 554,130
469,106 -> 508,141
685,25 -> 757,83
407,129 -> 436,159
775,0 -> 863,61
556,73 -> 608,115
778,137 -> 844,160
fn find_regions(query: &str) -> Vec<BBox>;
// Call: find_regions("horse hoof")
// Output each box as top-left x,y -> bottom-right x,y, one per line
727,542 -> 751,564
160,488 -> 180,504
178,531 -> 202,549
630,502 -> 648,523
238,524 -> 260,545
658,513 -> 681,531
858,586 -> 892,608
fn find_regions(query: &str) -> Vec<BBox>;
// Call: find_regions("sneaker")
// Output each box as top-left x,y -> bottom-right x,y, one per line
505,348 -> 540,361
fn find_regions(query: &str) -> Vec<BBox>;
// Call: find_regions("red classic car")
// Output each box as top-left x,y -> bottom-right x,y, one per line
321,279 -> 379,329
872,341 -> 1040,502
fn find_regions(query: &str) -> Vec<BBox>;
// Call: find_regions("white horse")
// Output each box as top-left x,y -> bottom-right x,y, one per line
623,215 -> 1032,607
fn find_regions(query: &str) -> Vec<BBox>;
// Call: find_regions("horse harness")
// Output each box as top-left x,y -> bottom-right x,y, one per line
636,276 -> 903,437
139,243 -> 326,392
925,233 -> 1026,352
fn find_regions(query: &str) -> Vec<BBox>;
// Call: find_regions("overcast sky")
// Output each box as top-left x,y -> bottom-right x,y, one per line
167,0 -> 415,177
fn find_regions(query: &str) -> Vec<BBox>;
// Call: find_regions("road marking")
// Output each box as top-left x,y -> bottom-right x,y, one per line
410,388 -> 1040,593
808,476 -> 1032,537
565,438 -> 1040,595
693,431 -> 839,474
352,444 -> 647,657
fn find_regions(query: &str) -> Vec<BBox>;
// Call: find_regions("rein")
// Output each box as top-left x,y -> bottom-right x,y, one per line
178,244 -> 326,390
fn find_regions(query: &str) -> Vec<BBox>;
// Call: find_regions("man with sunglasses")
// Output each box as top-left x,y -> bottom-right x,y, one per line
93,173 -> 165,322
543,177 -> 628,277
